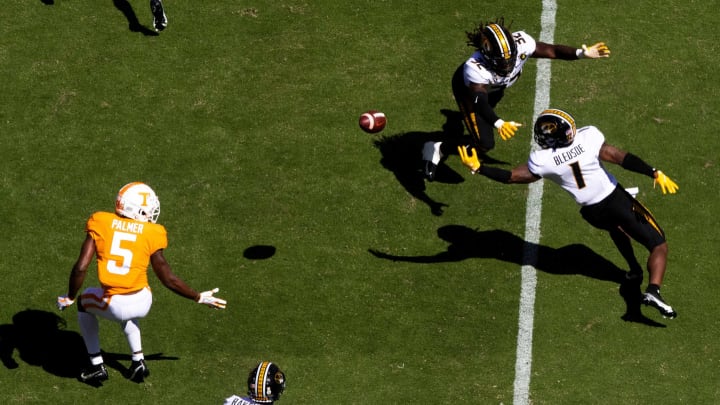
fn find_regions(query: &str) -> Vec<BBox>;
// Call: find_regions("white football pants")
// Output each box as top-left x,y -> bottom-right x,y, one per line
78,287 -> 152,357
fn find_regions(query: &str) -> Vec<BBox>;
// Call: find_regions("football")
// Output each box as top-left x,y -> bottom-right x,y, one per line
358,110 -> 386,134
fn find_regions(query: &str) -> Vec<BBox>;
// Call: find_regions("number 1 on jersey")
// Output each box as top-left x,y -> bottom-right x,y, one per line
569,161 -> 586,189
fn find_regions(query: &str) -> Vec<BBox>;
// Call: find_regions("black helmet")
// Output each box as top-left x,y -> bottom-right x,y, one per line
480,23 -> 517,76
247,361 -> 286,403
533,109 -> 577,149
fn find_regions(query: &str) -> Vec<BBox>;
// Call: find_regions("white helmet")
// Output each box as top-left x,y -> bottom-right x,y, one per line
115,182 -> 161,223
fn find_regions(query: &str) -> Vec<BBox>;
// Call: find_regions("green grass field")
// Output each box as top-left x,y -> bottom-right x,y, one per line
2,0 -> 719,403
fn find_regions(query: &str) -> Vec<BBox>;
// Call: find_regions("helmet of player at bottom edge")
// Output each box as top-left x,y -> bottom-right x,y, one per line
533,109 -> 577,149
247,361 -> 286,403
115,182 -> 161,223
480,23 -> 518,76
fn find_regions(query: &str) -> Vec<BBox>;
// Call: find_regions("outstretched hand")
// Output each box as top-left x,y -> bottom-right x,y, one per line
582,42 -> 610,58
197,288 -> 227,309
653,170 -> 678,194
57,295 -> 75,311
457,146 -> 482,173
495,120 -> 523,141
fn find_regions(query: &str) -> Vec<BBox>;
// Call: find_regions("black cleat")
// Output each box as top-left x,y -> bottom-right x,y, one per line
642,290 -> 677,319
150,0 -> 167,32
80,363 -> 108,382
129,359 -> 150,382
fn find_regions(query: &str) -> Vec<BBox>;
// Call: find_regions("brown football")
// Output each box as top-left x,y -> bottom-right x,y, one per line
358,110 -> 387,134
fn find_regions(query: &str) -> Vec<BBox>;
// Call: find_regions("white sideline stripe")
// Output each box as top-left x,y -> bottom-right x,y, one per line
513,1 -> 556,404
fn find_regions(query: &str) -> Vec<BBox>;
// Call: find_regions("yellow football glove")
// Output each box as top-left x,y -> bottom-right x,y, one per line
458,145 -> 481,173
581,42 -> 610,58
653,170 -> 678,194
494,119 -> 523,141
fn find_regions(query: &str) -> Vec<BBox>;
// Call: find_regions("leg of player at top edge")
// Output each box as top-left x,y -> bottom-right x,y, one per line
57,182 -> 227,384
150,0 -> 167,32
423,17 -> 610,181
457,109 -> 679,319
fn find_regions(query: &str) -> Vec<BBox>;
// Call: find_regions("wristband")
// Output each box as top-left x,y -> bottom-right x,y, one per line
621,153 -> 655,177
576,48 -> 584,59
479,165 -> 512,183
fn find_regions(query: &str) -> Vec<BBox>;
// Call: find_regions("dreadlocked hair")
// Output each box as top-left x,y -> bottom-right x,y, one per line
466,17 -> 513,49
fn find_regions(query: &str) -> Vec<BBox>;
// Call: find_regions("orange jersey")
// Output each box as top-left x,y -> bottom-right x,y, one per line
86,211 -> 168,296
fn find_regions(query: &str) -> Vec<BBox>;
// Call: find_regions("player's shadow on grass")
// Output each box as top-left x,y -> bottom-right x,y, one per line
373,109 -> 507,216
0,309 -> 87,377
43,0 -> 158,35
373,127 -> 456,216
101,351 -> 179,385
113,0 -> 159,36
369,225 -> 664,327
0,309 -> 180,383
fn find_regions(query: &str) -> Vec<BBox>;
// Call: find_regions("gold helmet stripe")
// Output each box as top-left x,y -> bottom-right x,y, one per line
255,361 -> 272,401
487,24 -> 511,60
540,108 -> 577,135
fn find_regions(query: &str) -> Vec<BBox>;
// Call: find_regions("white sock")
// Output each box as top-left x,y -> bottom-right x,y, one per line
122,319 -> 143,356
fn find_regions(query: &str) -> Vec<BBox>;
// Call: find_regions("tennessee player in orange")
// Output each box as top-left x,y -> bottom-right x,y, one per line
57,182 -> 227,383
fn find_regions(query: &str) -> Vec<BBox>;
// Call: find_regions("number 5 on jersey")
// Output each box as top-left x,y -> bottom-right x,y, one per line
107,231 -> 137,275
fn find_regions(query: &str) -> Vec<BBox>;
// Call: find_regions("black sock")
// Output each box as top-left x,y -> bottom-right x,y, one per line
646,284 -> 660,294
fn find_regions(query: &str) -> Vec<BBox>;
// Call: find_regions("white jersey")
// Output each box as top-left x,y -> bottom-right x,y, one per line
528,125 -> 617,206
462,31 -> 537,93
223,396 -> 259,405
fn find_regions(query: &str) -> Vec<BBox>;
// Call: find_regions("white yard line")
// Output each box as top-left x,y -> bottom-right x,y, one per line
512,1 -> 556,404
